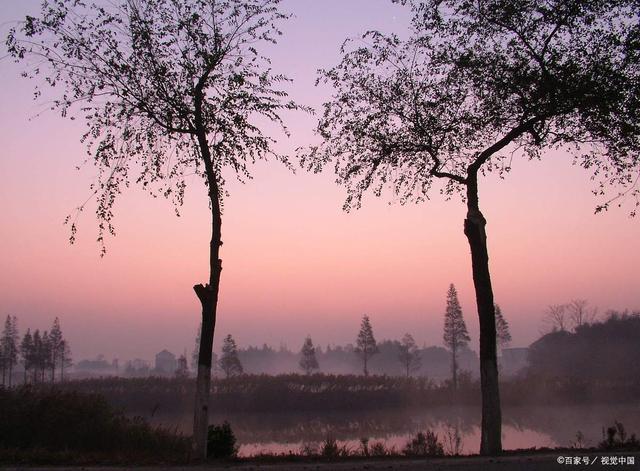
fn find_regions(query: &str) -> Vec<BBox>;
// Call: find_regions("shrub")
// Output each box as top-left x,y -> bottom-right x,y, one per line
370,441 -> 390,456
207,421 -> 238,459
403,430 -> 444,457
0,386 -> 189,463
320,436 -> 339,458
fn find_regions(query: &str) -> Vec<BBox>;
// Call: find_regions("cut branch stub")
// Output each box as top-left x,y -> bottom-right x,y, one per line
193,283 -> 215,308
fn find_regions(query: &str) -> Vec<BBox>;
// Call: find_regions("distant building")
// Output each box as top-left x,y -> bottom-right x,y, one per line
500,347 -> 529,376
155,350 -> 177,375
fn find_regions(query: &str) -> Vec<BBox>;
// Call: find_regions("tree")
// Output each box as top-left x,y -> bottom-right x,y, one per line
1,316 -> 18,387
59,339 -> 73,382
355,315 -> 379,376
219,334 -> 243,379
495,305 -> 512,348
19,329 -> 33,384
299,336 -> 320,375
398,333 -> 421,378
40,331 -> 51,382
192,323 -> 201,372
544,304 -> 568,332
31,330 -> 42,383
568,299 -> 598,330
176,353 -> 189,379
8,0 -> 304,457
304,0 -> 640,454
443,284 -> 470,393
48,317 -> 63,383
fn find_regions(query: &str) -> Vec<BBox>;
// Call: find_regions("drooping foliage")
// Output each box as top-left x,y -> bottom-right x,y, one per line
7,0 -> 304,251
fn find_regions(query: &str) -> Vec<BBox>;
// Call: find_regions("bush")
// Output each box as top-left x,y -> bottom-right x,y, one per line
207,421 -> 238,459
320,436 -> 339,458
0,386 -> 189,464
403,430 -> 444,457
370,441 -> 391,456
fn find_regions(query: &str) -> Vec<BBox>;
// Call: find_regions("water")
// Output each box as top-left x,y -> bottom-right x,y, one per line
148,404 -> 640,457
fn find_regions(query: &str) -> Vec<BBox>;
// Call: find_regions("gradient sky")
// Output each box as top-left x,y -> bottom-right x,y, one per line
0,0 -> 638,363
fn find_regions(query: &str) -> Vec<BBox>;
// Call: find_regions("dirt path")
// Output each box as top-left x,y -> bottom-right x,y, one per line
3,452 -> 639,471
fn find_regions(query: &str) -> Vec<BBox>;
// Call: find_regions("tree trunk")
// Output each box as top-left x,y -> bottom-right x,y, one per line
452,343 -> 457,392
192,122 -> 223,459
464,175 -> 502,456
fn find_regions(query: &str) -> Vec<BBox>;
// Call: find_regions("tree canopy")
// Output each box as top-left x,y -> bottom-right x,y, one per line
7,0 -> 304,251
305,0 -> 640,213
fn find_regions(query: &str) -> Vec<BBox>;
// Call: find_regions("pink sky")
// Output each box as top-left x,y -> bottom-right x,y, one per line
0,0 -> 638,363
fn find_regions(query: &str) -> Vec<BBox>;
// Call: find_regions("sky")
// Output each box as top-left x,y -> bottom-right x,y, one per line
0,0 -> 638,364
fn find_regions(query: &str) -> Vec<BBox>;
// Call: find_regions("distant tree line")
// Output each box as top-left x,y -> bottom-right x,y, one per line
529,310 -> 640,383
193,284 -> 499,386
0,316 -> 72,387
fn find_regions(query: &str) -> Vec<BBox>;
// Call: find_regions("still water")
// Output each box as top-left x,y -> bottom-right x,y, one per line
148,404 -> 640,456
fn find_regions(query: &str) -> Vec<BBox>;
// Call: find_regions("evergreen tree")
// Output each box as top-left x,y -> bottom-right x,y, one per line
398,333 -> 421,378
48,317 -> 64,382
219,335 -> 243,379
31,330 -> 42,383
443,284 -> 470,391
40,331 -> 52,382
20,329 -> 33,384
495,304 -> 512,348
1,316 -> 19,387
299,336 -> 319,375
355,315 -> 379,376
59,339 -> 73,382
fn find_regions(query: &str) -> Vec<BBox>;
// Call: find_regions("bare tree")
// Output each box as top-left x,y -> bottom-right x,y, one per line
544,304 -> 569,332
355,315 -> 379,376
8,0 -> 304,457
398,333 -> 421,377
305,0 -> 639,454
568,299 -> 598,330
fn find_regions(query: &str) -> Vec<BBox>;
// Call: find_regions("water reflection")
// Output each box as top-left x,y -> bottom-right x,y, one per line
146,404 -> 640,457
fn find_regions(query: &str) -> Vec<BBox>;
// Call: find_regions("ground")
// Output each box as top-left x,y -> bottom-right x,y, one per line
2,452 -> 639,471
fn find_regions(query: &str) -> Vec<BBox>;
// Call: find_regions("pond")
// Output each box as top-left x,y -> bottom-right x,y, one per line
146,403 -> 640,456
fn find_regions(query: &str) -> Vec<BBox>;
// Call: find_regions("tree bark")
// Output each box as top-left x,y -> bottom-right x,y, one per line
192,101 -> 223,458
464,174 -> 502,456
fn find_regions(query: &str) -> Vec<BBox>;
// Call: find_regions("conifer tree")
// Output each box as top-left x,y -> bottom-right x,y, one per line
59,339 -> 73,382
495,305 -> 512,348
299,336 -> 319,375
20,329 -> 33,384
219,334 -> 243,379
49,317 -> 64,382
355,315 -> 379,376
1,316 -> 19,387
443,284 -> 470,391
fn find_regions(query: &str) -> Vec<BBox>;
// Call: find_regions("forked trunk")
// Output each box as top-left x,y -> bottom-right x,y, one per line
464,175 -> 502,456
